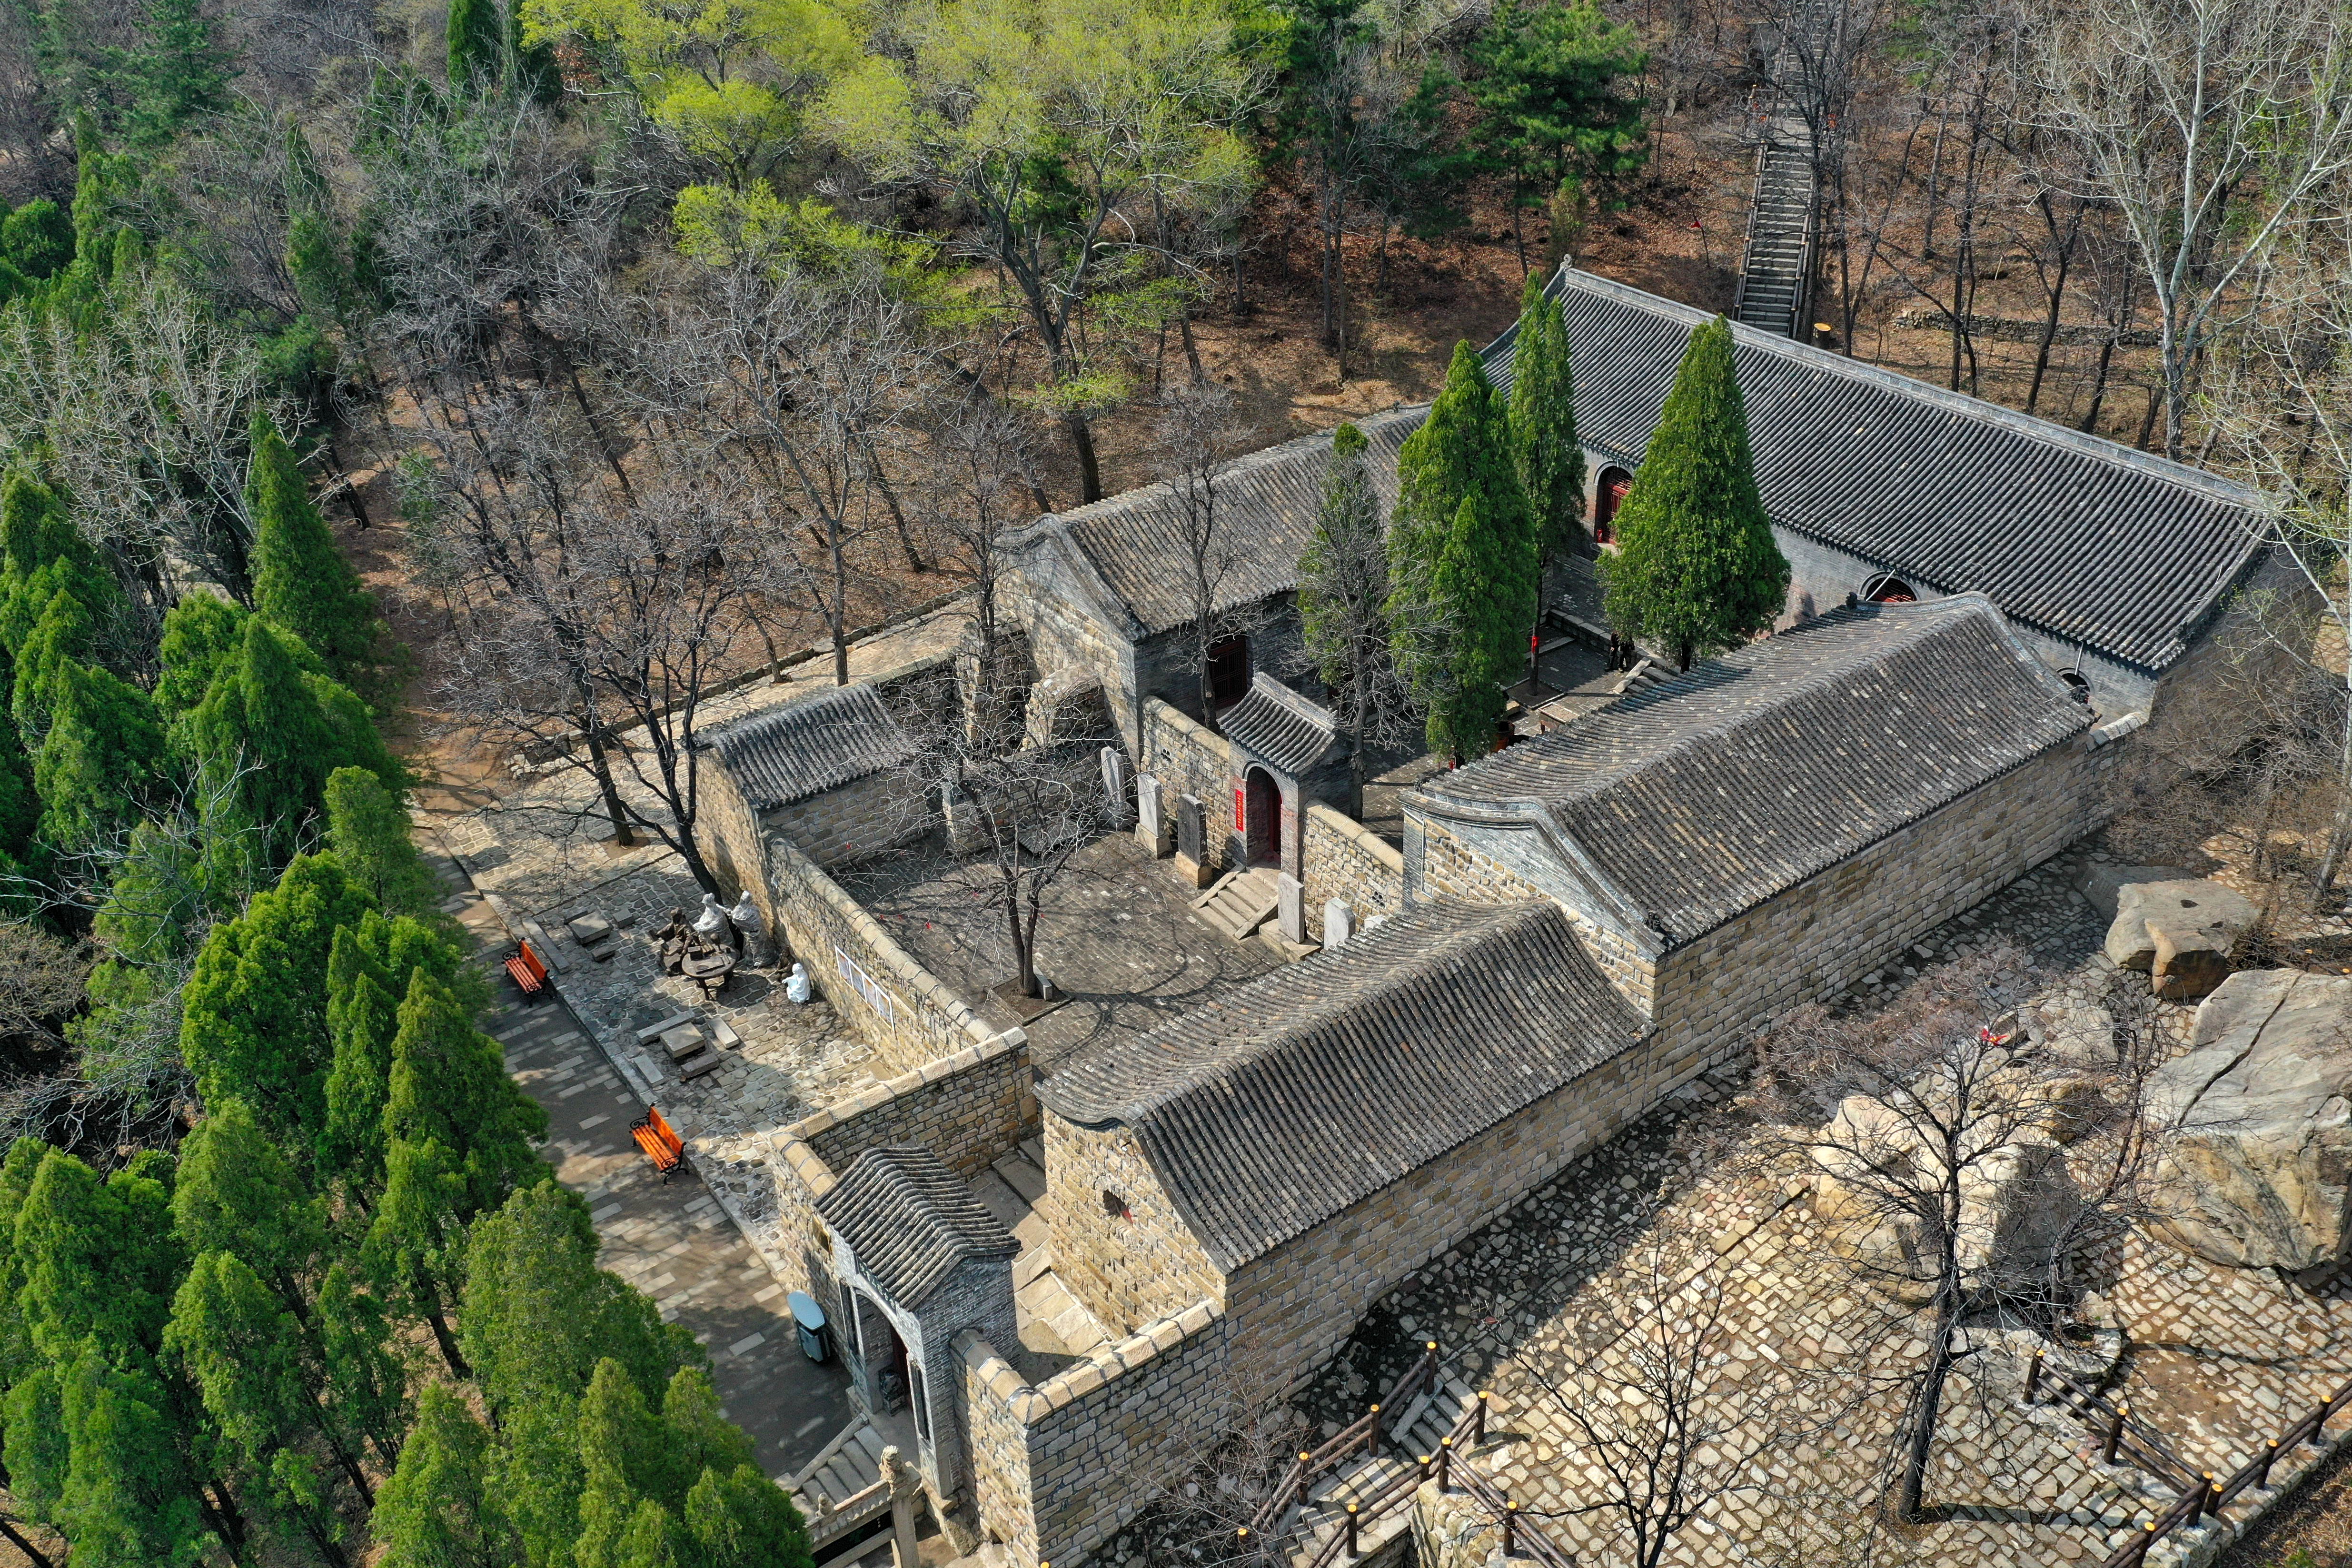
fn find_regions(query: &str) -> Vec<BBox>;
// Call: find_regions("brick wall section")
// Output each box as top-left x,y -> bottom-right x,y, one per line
766,1031 -> 1038,1298
1141,698 -> 1238,871
1038,1114 -> 1227,1338
1649,738 -> 2097,1063
1299,803 -> 1405,942
765,769 -> 925,868
958,1299 -> 1235,1568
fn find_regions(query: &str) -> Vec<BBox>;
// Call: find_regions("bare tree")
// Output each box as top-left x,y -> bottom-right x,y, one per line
1498,1211 -> 1808,1568
916,393 -> 1046,731
2034,0 -> 2352,458
0,921 -> 88,1055
1153,383 -> 1264,739
1751,944 -> 2161,1522
2203,232 -> 2352,897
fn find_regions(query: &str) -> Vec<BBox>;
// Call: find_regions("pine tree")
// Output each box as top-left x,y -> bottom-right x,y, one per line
127,0 -> 234,145
32,660 -> 164,852
170,1100 -> 326,1318
1599,317 -> 1789,670
1386,341 -> 1536,761
1507,272 -> 1585,567
179,852 -> 375,1167
374,1383 -> 516,1568
247,415 -> 384,692
326,766 -> 437,917
154,594 -> 252,718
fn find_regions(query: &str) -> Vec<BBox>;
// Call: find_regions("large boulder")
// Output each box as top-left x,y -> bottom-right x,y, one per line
2145,969 -> 2352,1281
2103,878 -> 2259,1000
2080,863 -> 2194,923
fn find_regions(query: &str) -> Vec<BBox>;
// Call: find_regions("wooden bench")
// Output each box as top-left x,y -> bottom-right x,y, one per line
631,1107 -> 686,1182
506,940 -> 549,1002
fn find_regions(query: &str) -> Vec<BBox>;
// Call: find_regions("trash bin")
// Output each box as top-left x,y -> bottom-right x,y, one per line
788,1291 -> 830,1363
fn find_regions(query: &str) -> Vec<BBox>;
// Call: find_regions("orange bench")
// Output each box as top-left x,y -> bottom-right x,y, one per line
632,1107 -> 685,1182
505,940 -> 549,1002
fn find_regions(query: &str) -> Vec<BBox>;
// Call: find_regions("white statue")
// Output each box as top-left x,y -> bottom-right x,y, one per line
727,891 -> 775,966
785,962 -> 813,1005
692,893 -> 730,942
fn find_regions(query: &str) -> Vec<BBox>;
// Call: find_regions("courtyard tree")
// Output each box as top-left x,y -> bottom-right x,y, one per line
1506,271 -> 1585,589
1296,422 -> 1417,816
1600,318 -> 1788,671
1752,945 -> 2162,1523
2034,0 -> 2352,459
817,0 -> 1261,502
1388,340 -> 1535,762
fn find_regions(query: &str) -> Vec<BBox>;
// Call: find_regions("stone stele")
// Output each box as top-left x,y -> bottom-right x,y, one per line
2102,878 -> 2260,1001
2145,968 -> 2352,1281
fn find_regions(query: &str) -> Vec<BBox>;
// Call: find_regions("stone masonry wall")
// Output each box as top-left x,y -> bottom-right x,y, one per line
1649,736 -> 2097,1066
1219,1018 -> 1672,1388
1407,816 -> 1657,1010
765,769 -> 925,868
766,1030 -> 1037,1298
1038,1114 -> 1226,1339
959,1299 -> 1235,1568
1141,698 -> 1237,872
1299,803 -> 1405,943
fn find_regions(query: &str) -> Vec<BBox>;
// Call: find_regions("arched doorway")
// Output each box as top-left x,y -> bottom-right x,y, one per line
1863,573 -> 1915,604
1593,466 -> 1633,544
1243,767 -> 1281,867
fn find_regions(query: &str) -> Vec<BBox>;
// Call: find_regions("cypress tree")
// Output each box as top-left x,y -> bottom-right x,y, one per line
1386,342 -> 1536,762
373,1382 -> 515,1568
313,1262 -> 409,1473
179,852 -> 375,1166
170,1101 -> 326,1317
1299,422 -> 1404,817
10,587 -> 94,742
326,765 -> 437,917
0,717 -> 34,856
153,594 -> 252,718
247,415 -> 384,693
447,0 -> 510,89
0,471 -> 113,662
319,924 -> 400,1199
1599,316 -> 1789,670
1507,272 -> 1585,568
50,1339 -> 211,1568
32,660 -> 164,852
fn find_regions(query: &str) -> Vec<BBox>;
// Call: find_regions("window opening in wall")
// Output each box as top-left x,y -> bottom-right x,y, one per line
2058,668 -> 2091,703
1102,1189 -> 1131,1221
1594,466 -> 1632,544
1863,574 -> 1915,604
1207,635 -> 1251,709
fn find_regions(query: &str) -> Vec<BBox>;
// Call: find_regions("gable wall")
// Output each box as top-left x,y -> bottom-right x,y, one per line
1039,1113 -> 1227,1338
1404,814 -> 1657,1010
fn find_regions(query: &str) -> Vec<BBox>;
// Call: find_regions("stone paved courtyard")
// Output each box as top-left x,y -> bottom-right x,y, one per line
1274,847 -> 2352,1568
834,831 -> 1285,1076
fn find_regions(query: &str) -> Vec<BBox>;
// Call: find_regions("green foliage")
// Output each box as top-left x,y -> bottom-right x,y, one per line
179,851 -> 374,1166
451,0 -> 557,97
375,1382 -> 517,1568
154,594 -> 252,718
1507,272 -> 1585,563
50,1339 -> 208,1568
126,0 -> 234,145
319,924 -> 400,1198
0,201 -> 73,280
170,1099 -> 325,1306
15,1148 -> 180,1370
575,1359 -> 809,1568
1387,341 -> 1535,760
248,415 -> 388,693
1464,0 -> 1647,205
33,660 -> 165,852
326,766 -> 437,918
1,470 -> 116,667
1599,316 -> 1790,669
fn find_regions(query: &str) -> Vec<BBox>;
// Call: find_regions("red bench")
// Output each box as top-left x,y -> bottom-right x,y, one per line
631,1107 -> 686,1182
506,940 -> 549,1001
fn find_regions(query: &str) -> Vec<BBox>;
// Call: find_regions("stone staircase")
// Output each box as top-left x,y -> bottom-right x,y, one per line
1734,142 -> 1816,338
1193,866 -> 1281,943
793,1415 -> 890,1534
1281,1378 -> 1479,1568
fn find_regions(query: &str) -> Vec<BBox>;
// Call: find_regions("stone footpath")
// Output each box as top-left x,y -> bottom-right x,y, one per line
429,846 -> 856,1482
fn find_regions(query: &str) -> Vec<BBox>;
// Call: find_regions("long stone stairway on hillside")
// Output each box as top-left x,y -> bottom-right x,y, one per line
1733,0 -> 1841,340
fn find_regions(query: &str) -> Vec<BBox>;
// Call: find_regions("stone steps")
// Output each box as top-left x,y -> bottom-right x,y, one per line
794,1415 -> 884,1508
1285,1381 -> 1476,1568
1194,867 -> 1281,942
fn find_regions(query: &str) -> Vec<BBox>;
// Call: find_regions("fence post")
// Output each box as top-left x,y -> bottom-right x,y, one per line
1419,1455 -> 1432,1484
1503,1500 -> 1519,1558
1438,1439 -> 1453,1494
1475,1391 -> 1490,1446
2257,1440 -> 2279,1489
1366,1405 -> 1381,1458
2023,1348 -> 2043,1405
2201,1473 -> 2220,1523
1297,1453 -> 1314,1511
1346,1503 -> 1360,1558
2104,1401 -> 2127,1466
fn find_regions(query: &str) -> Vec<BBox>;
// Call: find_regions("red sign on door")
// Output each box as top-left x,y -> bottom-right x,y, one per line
1232,784 -> 1245,832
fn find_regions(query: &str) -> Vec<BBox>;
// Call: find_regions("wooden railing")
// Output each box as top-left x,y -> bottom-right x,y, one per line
1245,1343 -> 1442,1545
2022,1351 -> 2352,1568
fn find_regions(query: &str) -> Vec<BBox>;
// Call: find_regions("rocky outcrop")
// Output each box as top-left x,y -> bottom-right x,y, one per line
2145,969 -> 2352,1282
2079,863 -> 2193,923
2102,879 -> 2259,1000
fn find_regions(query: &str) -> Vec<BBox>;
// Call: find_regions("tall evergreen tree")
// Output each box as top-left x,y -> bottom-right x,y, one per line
179,851 -> 375,1166
246,415 -> 384,694
1507,272 -> 1585,569
326,766 -> 437,918
1599,316 -> 1789,670
373,1383 -> 516,1568
170,1100 -> 327,1318
1298,422 -> 1413,816
0,471 -> 113,661
31,659 -> 163,852
1386,341 -> 1536,761
319,924 -> 401,1199
1463,0 -> 1647,268
153,594 -> 252,718
126,0 -> 234,145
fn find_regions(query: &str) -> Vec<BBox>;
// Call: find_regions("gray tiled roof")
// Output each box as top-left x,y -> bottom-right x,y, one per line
1414,595 -> 2093,944
814,1146 -> 1017,1310
1032,408 -> 1423,635
1492,268 -> 2266,671
704,683 -> 915,811
1038,901 -> 1649,1270
1220,674 -> 1339,775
